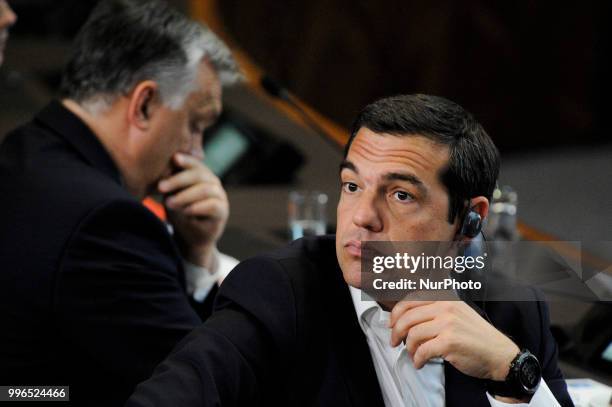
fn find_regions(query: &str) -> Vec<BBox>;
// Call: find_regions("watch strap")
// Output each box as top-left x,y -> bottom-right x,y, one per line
487,349 -> 541,398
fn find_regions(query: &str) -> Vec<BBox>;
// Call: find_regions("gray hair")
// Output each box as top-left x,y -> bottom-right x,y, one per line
59,0 -> 240,113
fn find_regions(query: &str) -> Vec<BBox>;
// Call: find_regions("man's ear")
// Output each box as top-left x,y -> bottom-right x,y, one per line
469,196 -> 490,223
127,80 -> 159,130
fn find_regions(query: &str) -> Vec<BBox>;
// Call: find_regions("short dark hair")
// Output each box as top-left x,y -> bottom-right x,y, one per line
60,0 -> 238,111
346,94 -> 500,224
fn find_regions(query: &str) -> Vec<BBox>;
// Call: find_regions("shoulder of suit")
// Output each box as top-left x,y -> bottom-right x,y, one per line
226,235 -> 341,293
261,235 -> 336,262
1,121 -> 169,245
2,120 -> 130,205
249,235 -> 336,268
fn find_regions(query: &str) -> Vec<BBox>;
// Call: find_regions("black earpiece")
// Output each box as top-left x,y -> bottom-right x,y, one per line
460,208 -> 482,238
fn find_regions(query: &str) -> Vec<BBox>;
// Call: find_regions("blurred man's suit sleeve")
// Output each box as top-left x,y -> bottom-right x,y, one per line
56,200 -> 203,396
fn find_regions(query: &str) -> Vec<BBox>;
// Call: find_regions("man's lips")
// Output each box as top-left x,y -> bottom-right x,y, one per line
344,240 -> 384,260
344,240 -> 362,258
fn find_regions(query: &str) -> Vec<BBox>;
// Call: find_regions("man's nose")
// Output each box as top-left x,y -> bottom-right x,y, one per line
352,191 -> 383,233
1,2 -> 17,27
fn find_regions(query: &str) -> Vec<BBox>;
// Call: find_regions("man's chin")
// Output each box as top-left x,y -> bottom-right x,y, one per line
337,246 -> 362,288
341,266 -> 361,289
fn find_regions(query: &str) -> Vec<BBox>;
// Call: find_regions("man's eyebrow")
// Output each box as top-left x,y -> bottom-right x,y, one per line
339,160 -> 358,174
383,172 -> 428,194
194,109 -> 219,124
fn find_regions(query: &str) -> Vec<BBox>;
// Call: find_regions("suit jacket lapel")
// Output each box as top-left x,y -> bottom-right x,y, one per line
325,259 -> 385,407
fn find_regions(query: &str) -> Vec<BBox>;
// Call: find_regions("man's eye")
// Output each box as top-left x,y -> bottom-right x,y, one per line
191,122 -> 205,135
342,182 -> 359,193
393,190 -> 413,202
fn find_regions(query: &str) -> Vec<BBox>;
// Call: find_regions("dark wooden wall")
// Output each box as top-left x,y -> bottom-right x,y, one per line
219,0 -> 610,151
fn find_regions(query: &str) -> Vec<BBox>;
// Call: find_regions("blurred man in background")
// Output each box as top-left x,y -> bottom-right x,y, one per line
0,0 -> 17,66
0,0 -> 238,405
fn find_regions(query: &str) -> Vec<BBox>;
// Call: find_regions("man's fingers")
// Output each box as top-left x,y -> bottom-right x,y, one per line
413,336 -> 447,369
158,166 -> 218,194
165,183 -> 226,209
173,152 -> 204,169
389,300 -> 435,328
390,303 -> 438,347
183,198 -> 227,219
404,319 -> 444,357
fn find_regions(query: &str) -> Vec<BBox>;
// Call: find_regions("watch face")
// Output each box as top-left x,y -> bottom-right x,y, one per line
519,355 -> 541,391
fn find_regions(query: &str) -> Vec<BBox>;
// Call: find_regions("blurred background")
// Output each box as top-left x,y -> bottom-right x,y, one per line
1,0 -> 611,401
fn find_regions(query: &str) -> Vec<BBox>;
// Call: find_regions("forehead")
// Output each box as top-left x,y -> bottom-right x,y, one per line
345,127 -> 450,182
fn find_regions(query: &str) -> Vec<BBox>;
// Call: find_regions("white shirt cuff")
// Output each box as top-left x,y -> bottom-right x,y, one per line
487,379 -> 560,407
183,251 -> 239,303
216,251 -> 239,282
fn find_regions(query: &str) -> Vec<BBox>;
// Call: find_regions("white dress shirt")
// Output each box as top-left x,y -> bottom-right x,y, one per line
164,223 -> 239,302
183,251 -> 239,302
349,287 -> 561,407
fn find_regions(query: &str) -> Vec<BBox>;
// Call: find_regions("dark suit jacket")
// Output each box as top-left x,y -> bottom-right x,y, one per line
128,235 -> 573,407
0,102 -> 205,406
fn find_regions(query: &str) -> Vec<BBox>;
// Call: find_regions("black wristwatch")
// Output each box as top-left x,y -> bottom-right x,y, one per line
487,349 -> 541,399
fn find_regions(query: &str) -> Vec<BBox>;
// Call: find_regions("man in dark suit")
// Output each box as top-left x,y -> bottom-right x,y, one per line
0,0 -> 238,405
128,95 -> 573,406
